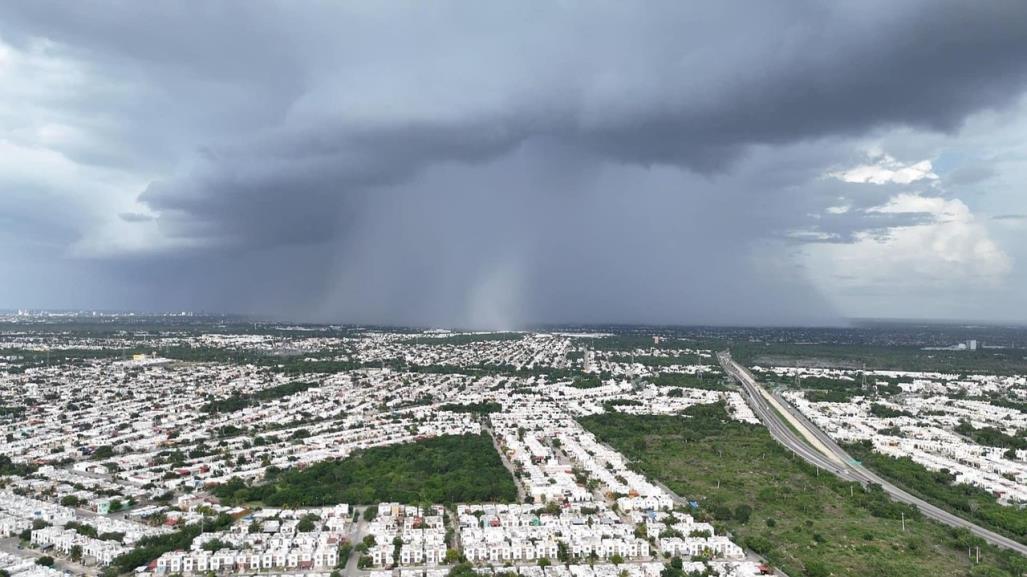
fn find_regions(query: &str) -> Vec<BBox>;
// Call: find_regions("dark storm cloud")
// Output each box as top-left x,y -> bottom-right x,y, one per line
2,1 -> 1027,325
137,118 -> 530,247
144,1 -> 1027,252
153,0 -> 1027,243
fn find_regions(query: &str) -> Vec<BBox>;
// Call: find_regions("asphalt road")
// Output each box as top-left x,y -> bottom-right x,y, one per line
483,424 -> 528,503
717,352 -> 1027,557
343,506 -> 368,577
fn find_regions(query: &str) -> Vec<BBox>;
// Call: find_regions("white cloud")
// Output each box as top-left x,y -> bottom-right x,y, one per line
828,153 -> 938,185
788,230 -> 841,241
867,192 -> 962,218
805,194 -> 1011,293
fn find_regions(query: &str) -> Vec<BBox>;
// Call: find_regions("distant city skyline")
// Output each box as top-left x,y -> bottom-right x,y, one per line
2,307 -> 1025,332
2,2 -> 1027,327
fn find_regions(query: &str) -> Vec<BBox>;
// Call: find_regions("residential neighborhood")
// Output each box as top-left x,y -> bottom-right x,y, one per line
2,320 -> 1025,577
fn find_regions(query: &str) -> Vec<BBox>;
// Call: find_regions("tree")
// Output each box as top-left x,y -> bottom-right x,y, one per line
364,505 -> 378,521
447,562 -> 479,577
202,539 -> 227,553
337,542 -> 353,568
70,545 -> 83,562
557,541 -> 570,563
61,495 -> 80,507
733,504 -> 752,524
610,554 -> 624,565
445,549 -> 461,564
538,557 -> 552,568
745,535 -> 773,556
804,560 -> 831,577
711,505 -> 733,521
660,557 -> 686,577
297,513 -> 319,532
36,557 -> 55,567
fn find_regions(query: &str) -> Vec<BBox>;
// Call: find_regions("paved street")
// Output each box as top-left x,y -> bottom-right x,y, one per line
0,536 -> 94,576
483,424 -> 528,503
343,506 -> 368,577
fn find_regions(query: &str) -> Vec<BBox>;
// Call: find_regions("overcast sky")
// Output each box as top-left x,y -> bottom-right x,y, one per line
2,1 -> 1027,328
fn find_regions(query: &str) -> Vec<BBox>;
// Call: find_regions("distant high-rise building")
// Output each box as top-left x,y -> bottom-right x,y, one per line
968,339 -> 978,351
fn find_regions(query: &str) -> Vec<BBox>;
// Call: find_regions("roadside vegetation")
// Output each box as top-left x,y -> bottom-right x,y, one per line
211,434 -> 517,506
579,403 -> 1027,577
846,442 -> 1027,546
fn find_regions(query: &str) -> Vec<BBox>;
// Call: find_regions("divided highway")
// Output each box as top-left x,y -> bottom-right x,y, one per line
717,352 -> 1027,557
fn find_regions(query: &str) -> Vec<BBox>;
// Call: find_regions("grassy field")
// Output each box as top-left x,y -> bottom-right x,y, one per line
211,433 -> 517,506
580,404 -> 1027,577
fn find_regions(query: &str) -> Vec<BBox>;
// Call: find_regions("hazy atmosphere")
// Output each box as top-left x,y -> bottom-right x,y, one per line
3,1 -> 1027,327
